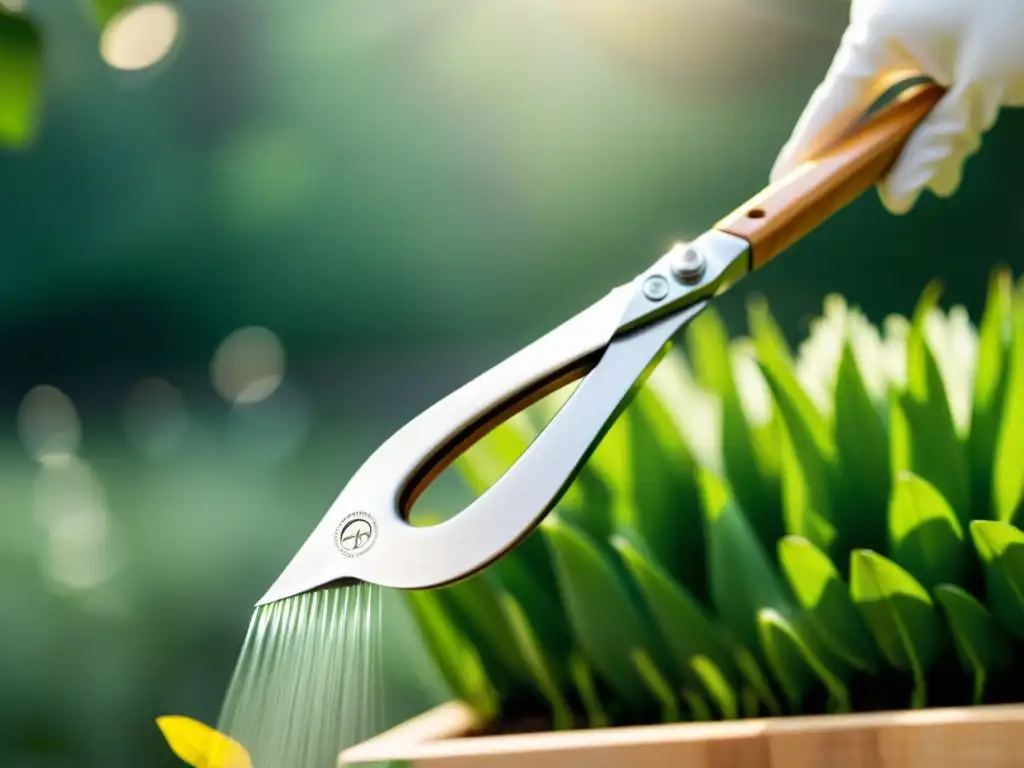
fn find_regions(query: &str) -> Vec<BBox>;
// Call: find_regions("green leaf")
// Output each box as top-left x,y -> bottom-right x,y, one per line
969,269 -> 1013,520
623,386 -> 707,598
404,590 -> 498,720
887,472 -> 967,590
849,550 -> 945,707
934,584 -> 1013,705
432,572 -> 532,693
732,643 -> 782,717
778,536 -> 879,673
487,537 -> 572,665
701,470 -> 842,713
833,341 -> 890,552
540,516 -> 661,710
690,655 -> 738,720
778,411 -> 836,555
969,520 -> 1024,639
993,288 -> 1024,523
756,608 -> 851,713
748,298 -> 832,456
740,686 -> 761,718
686,309 -> 780,549
680,689 -> 712,722
631,648 -> 680,723
0,9 -> 43,149
702,469 -> 793,654
497,592 -> 573,730
613,535 -> 740,705
891,283 -> 970,522
686,306 -> 735,397
569,653 -> 608,729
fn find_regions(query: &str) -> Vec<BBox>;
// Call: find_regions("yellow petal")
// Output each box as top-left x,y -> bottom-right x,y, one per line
156,715 -> 253,768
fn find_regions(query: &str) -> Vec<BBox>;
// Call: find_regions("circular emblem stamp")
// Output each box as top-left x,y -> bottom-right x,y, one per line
334,512 -> 377,557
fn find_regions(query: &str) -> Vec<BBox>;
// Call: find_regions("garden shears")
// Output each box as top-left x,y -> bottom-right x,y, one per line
257,78 -> 944,606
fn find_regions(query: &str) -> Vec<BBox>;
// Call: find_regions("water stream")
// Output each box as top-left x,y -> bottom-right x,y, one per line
215,583 -> 385,767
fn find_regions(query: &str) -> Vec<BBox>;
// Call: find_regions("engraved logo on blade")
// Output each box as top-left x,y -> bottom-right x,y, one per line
335,513 -> 377,557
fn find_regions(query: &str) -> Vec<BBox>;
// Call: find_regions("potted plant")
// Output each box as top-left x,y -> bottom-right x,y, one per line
341,269 -> 1024,767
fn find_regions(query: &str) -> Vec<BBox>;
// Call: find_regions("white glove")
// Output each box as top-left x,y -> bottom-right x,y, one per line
770,0 -> 1024,214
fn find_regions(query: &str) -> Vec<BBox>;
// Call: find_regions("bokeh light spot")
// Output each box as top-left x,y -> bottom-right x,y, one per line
211,326 -> 286,405
100,2 -> 181,72
32,458 -> 117,593
17,385 -> 81,465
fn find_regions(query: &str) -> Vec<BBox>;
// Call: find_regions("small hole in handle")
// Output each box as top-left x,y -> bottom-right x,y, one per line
747,208 -> 766,219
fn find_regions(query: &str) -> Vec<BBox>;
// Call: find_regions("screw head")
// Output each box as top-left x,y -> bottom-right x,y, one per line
643,275 -> 670,302
670,245 -> 706,284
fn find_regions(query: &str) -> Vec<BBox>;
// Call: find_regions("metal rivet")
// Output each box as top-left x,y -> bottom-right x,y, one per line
643,275 -> 670,302
670,245 -> 706,284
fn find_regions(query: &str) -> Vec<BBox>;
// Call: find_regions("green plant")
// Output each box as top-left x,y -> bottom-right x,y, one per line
405,269 -> 1024,730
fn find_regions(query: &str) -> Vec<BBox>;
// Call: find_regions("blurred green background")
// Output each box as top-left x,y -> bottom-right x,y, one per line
0,1 -> 1021,766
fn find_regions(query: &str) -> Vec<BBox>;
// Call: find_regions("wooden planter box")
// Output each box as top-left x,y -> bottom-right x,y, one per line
341,701 -> 1024,767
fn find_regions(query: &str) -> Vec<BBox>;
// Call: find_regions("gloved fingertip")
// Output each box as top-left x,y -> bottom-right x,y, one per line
928,160 -> 962,199
877,183 -> 917,215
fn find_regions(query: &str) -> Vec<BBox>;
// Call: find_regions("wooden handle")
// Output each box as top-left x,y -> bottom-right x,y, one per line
715,81 -> 944,269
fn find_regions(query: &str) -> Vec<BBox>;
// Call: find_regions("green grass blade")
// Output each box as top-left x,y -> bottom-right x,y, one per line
631,648 -> 680,723
686,305 -> 736,396
778,414 -> 837,555
748,297 -> 833,456
740,686 -> 761,718
404,590 -> 498,720
569,653 -> 608,729
686,308 -> 781,549
887,472 -> 967,590
778,536 -> 879,672
849,550 -> 946,707
0,9 -> 42,149
891,283 -> 971,522
702,469 -> 795,654
970,270 -> 1013,520
624,386 -> 707,598
540,516 -> 662,710
613,535 -> 740,697
993,288 -> 1024,523
732,643 -> 782,716
833,340 -> 890,553
934,584 -> 1013,705
969,520 -> 1024,639
497,592 -> 573,730
681,689 -> 712,722
432,572 -> 532,693
756,608 -> 851,714
487,538 -> 573,671
690,656 -> 738,720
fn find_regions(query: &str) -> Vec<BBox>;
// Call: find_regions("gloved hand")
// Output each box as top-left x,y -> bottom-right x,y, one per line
770,0 -> 1024,214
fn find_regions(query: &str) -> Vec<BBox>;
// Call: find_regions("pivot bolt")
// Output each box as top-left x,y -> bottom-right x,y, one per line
670,245 -> 706,284
643,275 -> 670,302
